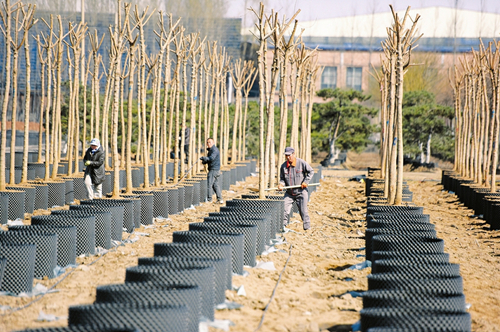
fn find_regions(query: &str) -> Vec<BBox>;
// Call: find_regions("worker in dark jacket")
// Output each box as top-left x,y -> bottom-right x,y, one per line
83,138 -> 105,199
200,138 -> 223,203
278,147 -> 314,230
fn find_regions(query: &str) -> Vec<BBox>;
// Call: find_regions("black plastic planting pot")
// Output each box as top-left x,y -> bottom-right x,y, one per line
188,222 -> 258,267
226,199 -> 282,235
173,230 -> 245,275
6,186 -> 36,214
46,181 -> 66,207
154,242 -> 232,290
81,199 -> 134,233
52,210 -> 112,249
0,190 -> 26,221
70,205 -> 124,241
0,242 -> 36,294
95,282 -> 200,332
362,289 -> 466,313
367,272 -> 463,294
365,228 -> 437,261
130,191 -> 154,225
138,256 -> 226,306
68,302 -> 188,332
0,231 -> 58,279
16,326 -> 140,332
9,224 -> 77,267
205,215 -> 267,255
360,307 -> 471,332
125,265 -> 214,321
31,214 -> 96,256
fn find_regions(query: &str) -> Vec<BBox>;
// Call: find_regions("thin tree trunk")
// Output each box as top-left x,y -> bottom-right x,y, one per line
0,0 -> 12,190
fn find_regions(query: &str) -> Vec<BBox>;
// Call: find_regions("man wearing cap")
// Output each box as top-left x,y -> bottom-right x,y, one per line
277,147 -> 314,230
200,138 -> 223,204
83,138 -> 105,199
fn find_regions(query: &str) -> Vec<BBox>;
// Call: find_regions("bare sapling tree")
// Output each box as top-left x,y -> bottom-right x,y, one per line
35,17 -> 56,181
449,65 -> 463,174
460,58 -> 472,179
88,29 -> 104,141
35,34 -> 46,164
66,21 -> 88,176
206,42 -> 216,141
305,57 -> 320,163
8,5 -> 24,185
20,3 -> 37,183
109,0 -> 127,197
250,2 -> 274,198
478,42 -> 490,186
383,5 -> 422,204
158,13 -> 180,183
194,41 -> 206,174
382,42 -> 396,198
370,59 -> 389,177
222,63 -> 230,167
289,44 -> 312,157
180,33 -> 196,178
51,16 -> 70,180
145,53 -> 159,185
265,11 -> 280,188
123,13 -> 138,193
81,49 -> 92,157
151,14 -> 169,187
230,59 -> 250,164
231,60 -> 254,163
203,43 -> 215,143
486,41 -> 500,191
134,4 -> 154,188
276,19 -> 301,178
241,64 -> 257,162
0,0 -> 13,190
211,45 -> 229,158
267,12 -> 301,186
187,34 -> 205,177
171,25 -> 185,184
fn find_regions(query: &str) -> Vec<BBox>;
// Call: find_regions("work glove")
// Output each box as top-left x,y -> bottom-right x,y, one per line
301,182 -> 308,189
277,184 -> 283,191
200,157 -> 208,162
85,161 -> 91,166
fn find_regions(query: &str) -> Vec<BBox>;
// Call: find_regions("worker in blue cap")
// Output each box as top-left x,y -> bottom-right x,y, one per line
277,147 -> 314,230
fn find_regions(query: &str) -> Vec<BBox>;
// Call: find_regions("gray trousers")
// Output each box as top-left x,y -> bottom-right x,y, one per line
84,173 -> 103,199
283,190 -> 310,230
207,170 -> 222,202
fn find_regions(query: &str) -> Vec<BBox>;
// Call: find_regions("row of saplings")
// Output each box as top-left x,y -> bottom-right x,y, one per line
1,162 -> 321,331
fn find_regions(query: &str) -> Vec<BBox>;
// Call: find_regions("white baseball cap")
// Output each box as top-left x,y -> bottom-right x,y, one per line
90,138 -> 100,147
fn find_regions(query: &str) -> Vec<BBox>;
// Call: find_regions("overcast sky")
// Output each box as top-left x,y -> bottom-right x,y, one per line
226,0 -> 500,26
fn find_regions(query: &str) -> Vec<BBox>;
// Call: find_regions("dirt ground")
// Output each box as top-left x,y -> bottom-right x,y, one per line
0,162 -> 499,332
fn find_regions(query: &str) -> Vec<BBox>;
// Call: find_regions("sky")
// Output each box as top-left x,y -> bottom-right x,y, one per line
226,0 -> 500,26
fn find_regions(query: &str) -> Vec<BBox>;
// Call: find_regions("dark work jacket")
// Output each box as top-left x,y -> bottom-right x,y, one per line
203,145 -> 221,171
83,146 -> 105,185
279,157 -> 314,196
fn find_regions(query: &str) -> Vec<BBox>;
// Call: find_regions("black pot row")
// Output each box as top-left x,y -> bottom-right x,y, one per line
362,189 -> 471,331
11,161 -> 256,332
441,170 -> 500,229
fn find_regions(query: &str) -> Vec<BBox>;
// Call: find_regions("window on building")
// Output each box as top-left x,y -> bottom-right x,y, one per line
346,67 -> 362,91
321,66 -> 337,89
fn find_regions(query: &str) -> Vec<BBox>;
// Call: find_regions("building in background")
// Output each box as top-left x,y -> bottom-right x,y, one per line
244,6 -> 500,102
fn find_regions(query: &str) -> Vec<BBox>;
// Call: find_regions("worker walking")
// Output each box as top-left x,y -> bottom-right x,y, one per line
277,147 -> 314,230
83,138 -> 105,199
200,138 -> 223,204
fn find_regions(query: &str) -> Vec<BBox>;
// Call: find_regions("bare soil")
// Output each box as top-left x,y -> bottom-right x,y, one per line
0,165 -> 499,332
